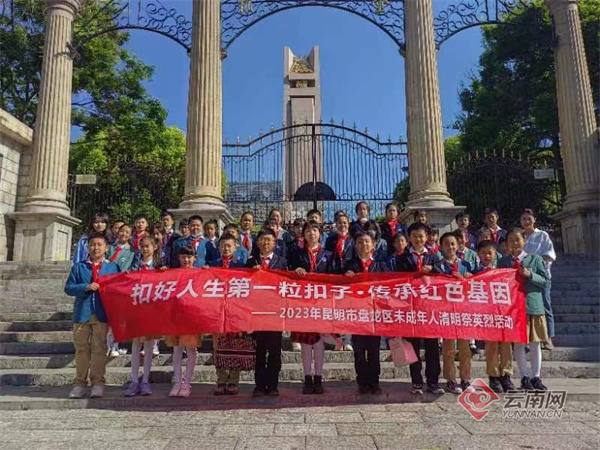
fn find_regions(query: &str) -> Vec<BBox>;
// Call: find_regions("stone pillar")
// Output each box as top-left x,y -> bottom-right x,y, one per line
546,0 -> 599,254
8,0 -> 81,261
174,0 -> 227,221
401,0 -> 463,231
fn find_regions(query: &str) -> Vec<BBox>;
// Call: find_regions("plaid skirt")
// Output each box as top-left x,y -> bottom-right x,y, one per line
215,334 -> 256,371
291,332 -> 321,346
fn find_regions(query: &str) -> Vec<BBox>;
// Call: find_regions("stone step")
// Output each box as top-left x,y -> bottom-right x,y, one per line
0,321 -> 72,332
554,322 -> 600,335
1,346 -> 598,370
553,334 -> 600,347
552,282 -> 599,291
0,304 -> 73,314
1,360 -> 598,386
554,313 -> 600,323
552,295 -> 599,306
0,312 -> 72,322
0,342 -> 75,355
552,305 -> 600,314
0,331 -> 73,343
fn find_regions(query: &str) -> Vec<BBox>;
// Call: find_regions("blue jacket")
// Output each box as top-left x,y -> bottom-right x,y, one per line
434,258 -> 473,276
64,260 -> 120,323
73,235 -> 89,264
170,235 -> 208,268
209,257 -> 246,268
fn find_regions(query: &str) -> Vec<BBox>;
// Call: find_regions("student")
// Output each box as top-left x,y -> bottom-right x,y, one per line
306,209 -> 323,224
290,222 -> 333,395
107,224 -> 135,271
161,211 -> 180,267
247,228 -> 287,397
221,223 -> 250,265
268,208 -> 293,243
476,240 -> 515,394
110,220 -> 125,244
266,217 -> 288,259
152,223 -> 168,263
204,219 -> 220,265
239,211 -> 256,253
395,222 -> 444,395
380,203 -> 404,254
483,207 -> 506,247
179,219 -> 190,239
65,232 -> 120,399
170,215 -> 207,268
209,233 -> 248,395
498,228 -> 550,391
426,227 -> 441,257
350,201 -> 370,237
521,209 -> 557,350
73,213 -> 112,264
325,213 -> 354,275
166,246 -> 200,397
131,214 -> 149,252
286,218 -> 307,270
387,232 -> 408,271
413,209 -> 428,225
454,230 -> 479,273
344,231 -> 388,394
434,232 -> 473,395
124,236 -> 165,397
456,212 -> 477,250
363,219 -> 388,262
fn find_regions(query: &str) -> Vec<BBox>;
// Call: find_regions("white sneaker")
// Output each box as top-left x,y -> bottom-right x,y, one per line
68,386 -> 86,399
178,383 -> 192,397
344,344 -> 353,351
109,348 -> 119,357
169,384 -> 181,397
118,348 -> 128,355
90,385 -> 105,398
152,341 -> 160,356
291,342 -> 301,352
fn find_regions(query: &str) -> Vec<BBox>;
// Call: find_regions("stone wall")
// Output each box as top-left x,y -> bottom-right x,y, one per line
0,109 -> 32,261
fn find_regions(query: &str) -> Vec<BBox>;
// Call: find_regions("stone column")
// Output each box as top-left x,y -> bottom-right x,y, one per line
401,0 -> 463,231
9,0 -> 81,261
545,0 -> 599,254
174,0 -> 227,221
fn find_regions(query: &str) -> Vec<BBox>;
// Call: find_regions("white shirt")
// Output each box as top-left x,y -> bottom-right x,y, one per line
524,228 -> 556,277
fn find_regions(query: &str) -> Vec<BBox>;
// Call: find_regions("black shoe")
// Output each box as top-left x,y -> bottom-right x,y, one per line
266,387 -> 279,397
252,386 -> 266,397
302,375 -> 313,395
371,384 -> 383,395
460,380 -> 472,392
520,376 -> 534,391
524,345 -> 530,353
531,377 -> 547,391
470,344 -> 479,356
489,377 -> 504,394
500,374 -> 516,392
358,384 -> 370,395
312,376 -> 324,395
426,383 -> 445,395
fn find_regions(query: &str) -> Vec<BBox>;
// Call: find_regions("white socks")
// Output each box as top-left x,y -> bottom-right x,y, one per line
142,340 -> 153,383
301,340 -> 325,377
514,342 -> 542,378
172,346 -> 197,385
131,340 -> 154,383
173,346 -> 183,384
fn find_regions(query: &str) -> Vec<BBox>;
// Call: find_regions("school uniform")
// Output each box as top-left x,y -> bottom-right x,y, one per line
380,220 -> 405,255
107,243 -> 135,271
131,231 -> 148,253
374,239 -> 388,262
346,257 -> 388,390
395,248 -> 441,387
170,234 -> 207,268
434,259 -> 473,384
164,230 -> 181,268
277,228 -> 293,244
349,219 -> 367,238
64,259 -> 120,387
325,232 -> 354,274
457,228 -> 477,251
204,237 -> 219,266
238,230 -> 256,254
456,248 -> 478,272
247,253 -> 287,393
488,226 -> 507,248
73,235 -> 89,264
286,239 -> 305,270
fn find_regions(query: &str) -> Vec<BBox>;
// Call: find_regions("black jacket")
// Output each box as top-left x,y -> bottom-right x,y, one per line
247,253 -> 288,270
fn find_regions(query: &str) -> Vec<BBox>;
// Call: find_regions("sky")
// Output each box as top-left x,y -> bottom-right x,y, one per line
121,0 -> 485,142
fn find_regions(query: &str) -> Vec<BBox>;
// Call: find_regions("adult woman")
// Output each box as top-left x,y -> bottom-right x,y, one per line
521,209 -> 557,349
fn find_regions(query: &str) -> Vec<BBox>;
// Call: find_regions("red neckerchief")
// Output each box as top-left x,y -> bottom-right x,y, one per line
308,245 -> 321,272
491,229 -> 499,244
512,256 -> 521,269
109,245 -> 123,262
336,232 -> 348,260
386,220 -> 398,239
411,251 -> 426,272
428,245 -> 439,254
361,258 -> 373,273
261,255 -> 271,270
241,232 -> 252,252
462,230 -> 470,245
191,235 -> 203,251
297,238 -> 305,250
91,261 -> 102,283
450,261 -> 459,273
457,250 -> 465,260
141,261 -> 151,270
132,231 -> 147,251
395,246 -> 405,256
222,256 -> 232,269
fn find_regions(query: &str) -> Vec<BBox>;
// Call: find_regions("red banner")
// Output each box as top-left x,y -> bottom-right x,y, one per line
99,268 -> 527,343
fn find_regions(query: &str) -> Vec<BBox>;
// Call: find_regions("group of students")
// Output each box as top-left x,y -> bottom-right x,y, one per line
65,202 -> 556,400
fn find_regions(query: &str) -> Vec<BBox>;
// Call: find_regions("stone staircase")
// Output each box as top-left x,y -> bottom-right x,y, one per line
0,258 -> 598,387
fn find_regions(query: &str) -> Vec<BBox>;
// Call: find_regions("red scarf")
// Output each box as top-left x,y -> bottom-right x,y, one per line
491,229 -> 499,244
457,250 -> 465,260
412,251 -> 425,272
109,245 -> 123,262
462,230 -> 470,246
308,245 -> 321,272
132,231 -> 147,251
297,238 -> 305,250
242,232 -> 252,252
261,255 -> 271,270
512,256 -> 521,269
141,262 -> 151,270
361,258 -> 373,273
222,256 -> 232,269
428,245 -> 440,254
451,262 -> 459,273
91,261 -> 102,283
191,235 -> 203,251
335,232 -> 348,260
386,220 -> 398,239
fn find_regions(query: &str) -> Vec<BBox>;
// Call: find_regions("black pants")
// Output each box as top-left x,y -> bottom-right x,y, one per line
352,335 -> 380,387
254,331 -> 282,390
408,338 -> 441,385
